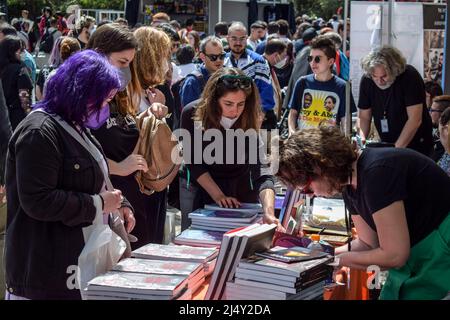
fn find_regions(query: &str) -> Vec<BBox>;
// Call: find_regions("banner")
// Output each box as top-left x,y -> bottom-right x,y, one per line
350,2 -> 423,104
423,4 -> 446,85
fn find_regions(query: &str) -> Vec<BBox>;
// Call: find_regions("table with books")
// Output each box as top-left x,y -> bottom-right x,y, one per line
83,199 -> 367,300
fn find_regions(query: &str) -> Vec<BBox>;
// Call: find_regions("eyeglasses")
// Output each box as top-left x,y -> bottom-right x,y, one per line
307,55 -> 322,64
299,177 -> 314,194
230,36 -> 247,43
218,75 -> 252,90
203,52 -> 226,62
429,108 -> 443,113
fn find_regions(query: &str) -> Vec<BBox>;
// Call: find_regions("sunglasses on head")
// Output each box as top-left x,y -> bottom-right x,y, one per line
307,55 -> 322,64
219,74 -> 252,90
204,52 -> 226,62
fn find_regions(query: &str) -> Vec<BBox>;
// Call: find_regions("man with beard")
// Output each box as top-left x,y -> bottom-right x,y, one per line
358,45 -> 433,156
429,95 -> 450,161
224,22 -> 276,129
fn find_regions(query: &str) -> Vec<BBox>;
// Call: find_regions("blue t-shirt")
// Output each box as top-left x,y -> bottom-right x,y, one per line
288,74 -> 356,129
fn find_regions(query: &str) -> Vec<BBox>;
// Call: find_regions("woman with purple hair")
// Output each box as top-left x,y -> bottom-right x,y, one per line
4,50 -> 136,300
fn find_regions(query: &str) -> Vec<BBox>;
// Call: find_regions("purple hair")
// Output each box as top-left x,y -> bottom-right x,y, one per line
35,50 -> 120,127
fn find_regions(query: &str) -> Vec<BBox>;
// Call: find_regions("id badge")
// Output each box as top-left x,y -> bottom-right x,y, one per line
381,118 -> 389,133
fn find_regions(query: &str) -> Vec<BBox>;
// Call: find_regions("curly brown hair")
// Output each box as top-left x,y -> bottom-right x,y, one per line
276,127 -> 357,191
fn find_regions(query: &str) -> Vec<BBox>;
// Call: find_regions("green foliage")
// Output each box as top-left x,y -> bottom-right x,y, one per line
293,0 -> 342,19
6,0 -> 124,19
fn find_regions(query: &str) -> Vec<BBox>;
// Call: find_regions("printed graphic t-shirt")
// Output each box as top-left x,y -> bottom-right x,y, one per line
288,74 -> 356,129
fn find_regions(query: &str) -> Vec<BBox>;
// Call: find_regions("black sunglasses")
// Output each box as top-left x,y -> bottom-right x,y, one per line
204,52 -> 226,62
219,75 -> 252,90
307,55 -> 322,63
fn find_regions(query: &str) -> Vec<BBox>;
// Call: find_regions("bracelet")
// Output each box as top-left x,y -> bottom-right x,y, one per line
99,194 -> 105,211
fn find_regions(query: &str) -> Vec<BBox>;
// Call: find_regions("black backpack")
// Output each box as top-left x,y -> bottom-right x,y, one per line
39,29 -> 58,53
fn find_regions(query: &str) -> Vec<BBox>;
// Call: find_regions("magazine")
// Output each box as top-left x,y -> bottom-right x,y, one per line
255,246 -> 329,263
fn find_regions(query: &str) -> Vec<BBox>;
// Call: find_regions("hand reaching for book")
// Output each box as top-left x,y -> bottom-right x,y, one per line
263,213 -> 286,233
214,195 -> 241,209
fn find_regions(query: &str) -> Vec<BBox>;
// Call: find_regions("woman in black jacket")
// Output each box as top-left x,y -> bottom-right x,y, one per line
5,50 -> 135,300
179,67 -> 281,231
0,35 -> 33,130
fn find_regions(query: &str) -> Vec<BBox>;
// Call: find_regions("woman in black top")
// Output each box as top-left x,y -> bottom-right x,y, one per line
277,127 -> 450,300
0,35 -> 32,130
88,24 -> 170,248
179,67 -> 280,231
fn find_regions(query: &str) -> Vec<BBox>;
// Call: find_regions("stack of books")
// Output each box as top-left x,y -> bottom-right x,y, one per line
131,243 -> 218,276
205,223 -> 277,300
173,228 -> 224,248
85,271 -> 191,300
112,258 -> 205,294
224,247 -> 333,300
189,203 -> 263,233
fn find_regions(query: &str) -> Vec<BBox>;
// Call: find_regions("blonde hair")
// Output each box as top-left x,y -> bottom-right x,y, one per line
132,27 -> 171,89
361,45 -> 406,79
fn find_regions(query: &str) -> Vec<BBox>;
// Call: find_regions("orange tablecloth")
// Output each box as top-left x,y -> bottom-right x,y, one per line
192,276 -> 210,300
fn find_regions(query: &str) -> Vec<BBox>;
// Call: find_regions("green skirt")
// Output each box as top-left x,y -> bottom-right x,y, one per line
380,212 -> 450,300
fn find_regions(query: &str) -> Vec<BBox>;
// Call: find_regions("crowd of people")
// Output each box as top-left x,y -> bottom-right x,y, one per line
0,7 -> 449,301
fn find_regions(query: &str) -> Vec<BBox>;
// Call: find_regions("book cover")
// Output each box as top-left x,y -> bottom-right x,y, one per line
112,258 -> 202,277
189,208 -> 258,222
132,243 -> 218,262
87,271 -> 187,296
307,197 -> 347,231
204,202 -> 263,213
172,229 -> 224,246
255,246 -> 329,263
238,255 -> 333,278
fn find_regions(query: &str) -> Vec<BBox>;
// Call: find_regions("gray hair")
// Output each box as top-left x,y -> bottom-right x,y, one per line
228,22 -> 247,34
361,45 -> 407,79
199,35 -> 223,53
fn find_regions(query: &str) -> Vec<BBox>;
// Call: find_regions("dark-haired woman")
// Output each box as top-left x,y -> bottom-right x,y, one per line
277,127 -> 450,300
179,67 -> 280,231
5,50 -> 135,300
87,24 -> 169,248
0,35 -> 33,130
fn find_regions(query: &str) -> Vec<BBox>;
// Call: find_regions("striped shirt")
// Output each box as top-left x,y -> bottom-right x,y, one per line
224,49 -> 275,112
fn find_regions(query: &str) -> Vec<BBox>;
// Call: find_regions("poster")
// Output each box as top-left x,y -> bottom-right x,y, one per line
423,4 -> 446,84
350,2 -> 424,104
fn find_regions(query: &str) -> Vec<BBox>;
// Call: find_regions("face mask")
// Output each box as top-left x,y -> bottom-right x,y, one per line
85,104 -> 110,130
274,56 -> 288,69
118,66 -> 132,91
220,116 -> 239,129
89,25 -> 96,36
20,52 -> 26,61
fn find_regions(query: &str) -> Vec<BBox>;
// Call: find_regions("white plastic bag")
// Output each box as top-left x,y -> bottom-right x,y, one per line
77,210 -> 126,300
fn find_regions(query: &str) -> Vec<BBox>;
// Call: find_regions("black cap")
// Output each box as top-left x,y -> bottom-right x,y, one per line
302,27 -> 317,42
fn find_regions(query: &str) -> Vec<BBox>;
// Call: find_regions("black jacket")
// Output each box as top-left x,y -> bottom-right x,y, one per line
5,111 -> 126,299
0,81 -> 12,185
180,102 -> 275,205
